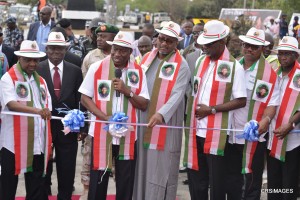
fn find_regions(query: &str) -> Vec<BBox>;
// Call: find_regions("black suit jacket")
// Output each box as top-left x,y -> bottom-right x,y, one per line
27,21 -> 56,41
177,34 -> 194,50
2,44 -> 18,67
37,60 -> 83,143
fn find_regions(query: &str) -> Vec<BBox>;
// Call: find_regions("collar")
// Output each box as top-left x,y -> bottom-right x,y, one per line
40,20 -> 51,27
48,60 -> 63,72
0,44 -> 2,52
239,57 -> 258,72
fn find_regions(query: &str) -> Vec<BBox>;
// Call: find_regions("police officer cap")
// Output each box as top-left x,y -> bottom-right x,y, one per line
6,17 -> 16,24
89,18 -> 105,29
56,18 -> 71,28
95,24 -> 119,34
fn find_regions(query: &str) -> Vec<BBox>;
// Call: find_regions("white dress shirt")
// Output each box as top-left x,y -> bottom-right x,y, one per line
79,60 -> 150,145
48,60 -> 63,82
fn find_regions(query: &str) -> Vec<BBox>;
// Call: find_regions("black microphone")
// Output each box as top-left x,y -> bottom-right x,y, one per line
115,68 -> 122,97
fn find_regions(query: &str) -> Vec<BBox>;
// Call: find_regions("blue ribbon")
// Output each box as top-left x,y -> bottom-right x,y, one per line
61,109 -> 85,133
236,120 -> 260,142
104,112 -> 129,131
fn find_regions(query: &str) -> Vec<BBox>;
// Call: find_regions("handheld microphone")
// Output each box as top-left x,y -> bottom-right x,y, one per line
115,68 -> 122,97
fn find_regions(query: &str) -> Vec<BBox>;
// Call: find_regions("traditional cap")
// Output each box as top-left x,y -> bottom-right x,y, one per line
275,36 -> 300,54
95,24 -> 119,34
44,32 -> 70,46
106,31 -> 134,49
155,21 -> 183,41
14,40 -> 46,58
239,27 -> 270,46
197,20 -> 230,45
6,17 -> 16,24
55,18 -> 71,28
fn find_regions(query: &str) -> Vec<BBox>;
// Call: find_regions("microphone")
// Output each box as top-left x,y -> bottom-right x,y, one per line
115,68 -> 122,97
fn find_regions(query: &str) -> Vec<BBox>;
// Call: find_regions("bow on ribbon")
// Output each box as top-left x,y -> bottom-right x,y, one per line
236,120 -> 260,142
59,109 -> 85,134
104,112 -> 132,138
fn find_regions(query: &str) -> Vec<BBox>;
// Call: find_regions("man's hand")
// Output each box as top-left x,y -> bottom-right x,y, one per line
78,132 -> 88,141
195,104 -> 212,120
112,78 -> 130,96
148,113 -> 163,128
274,122 -> 294,140
37,108 -> 51,120
258,118 -> 269,135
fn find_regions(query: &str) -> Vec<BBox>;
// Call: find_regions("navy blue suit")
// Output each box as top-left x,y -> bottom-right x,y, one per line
27,21 -> 55,41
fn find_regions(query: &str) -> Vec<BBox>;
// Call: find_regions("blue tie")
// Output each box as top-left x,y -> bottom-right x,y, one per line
184,35 -> 190,48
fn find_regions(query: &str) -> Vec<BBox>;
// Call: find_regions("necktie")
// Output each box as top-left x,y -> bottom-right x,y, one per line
53,66 -> 61,98
184,35 -> 190,48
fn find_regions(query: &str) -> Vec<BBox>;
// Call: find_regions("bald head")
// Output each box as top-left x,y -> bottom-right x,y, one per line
138,35 -> 153,56
263,33 -> 274,58
40,6 -> 52,25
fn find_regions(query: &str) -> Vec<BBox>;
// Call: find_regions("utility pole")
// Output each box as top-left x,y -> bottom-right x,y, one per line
106,0 -> 117,25
243,0 -> 247,8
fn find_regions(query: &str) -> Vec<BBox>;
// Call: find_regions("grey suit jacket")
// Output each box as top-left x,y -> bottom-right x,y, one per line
27,21 -> 55,41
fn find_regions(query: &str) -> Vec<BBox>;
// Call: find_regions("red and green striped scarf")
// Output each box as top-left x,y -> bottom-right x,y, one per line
269,62 -> 300,161
183,55 -> 205,170
141,49 -> 182,150
92,56 -> 142,170
8,63 -> 52,175
240,56 -> 277,174
203,47 -> 235,155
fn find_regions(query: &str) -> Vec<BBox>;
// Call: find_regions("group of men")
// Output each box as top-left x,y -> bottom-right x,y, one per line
0,7 -> 299,200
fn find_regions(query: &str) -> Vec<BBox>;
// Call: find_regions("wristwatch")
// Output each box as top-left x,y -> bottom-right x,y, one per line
128,91 -> 134,98
211,107 -> 217,114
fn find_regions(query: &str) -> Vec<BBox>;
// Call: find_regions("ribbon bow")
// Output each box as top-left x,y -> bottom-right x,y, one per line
236,120 -> 260,142
104,112 -> 132,138
60,109 -> 85,134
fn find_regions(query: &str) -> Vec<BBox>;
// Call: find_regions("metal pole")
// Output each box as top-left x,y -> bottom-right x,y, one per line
243,0 -> 247,8
252,0 -> 255,8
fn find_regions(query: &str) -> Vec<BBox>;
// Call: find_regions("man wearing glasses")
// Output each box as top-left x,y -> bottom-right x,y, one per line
134,21 -> 190,200
227,27 -> 280,200
182,23 -> 204,58
267,36 -> 300,200
27,6 -> 55,52
184,20 -> 246,200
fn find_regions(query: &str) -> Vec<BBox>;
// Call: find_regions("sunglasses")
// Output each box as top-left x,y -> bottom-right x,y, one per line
242,42 -> 260,50
278,52 -> 296,58
192,31 -> 203,36
157,36 -> 177,45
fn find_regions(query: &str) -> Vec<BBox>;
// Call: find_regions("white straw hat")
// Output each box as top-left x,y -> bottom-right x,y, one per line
155,21 -> 183,41
14,40 -> 46,58
275,36 -> 300,54
106,31 -> 134,49
197,20 -> 230,45
44,32 -> 70,46
239,27 -> 270,46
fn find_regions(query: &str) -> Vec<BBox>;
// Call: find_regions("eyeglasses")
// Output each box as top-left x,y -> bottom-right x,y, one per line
157,36 -> 176,45
192,31 -> 203,36
39,12 -> 49,16
277,52 -> 296,58
242,43 -> 260,50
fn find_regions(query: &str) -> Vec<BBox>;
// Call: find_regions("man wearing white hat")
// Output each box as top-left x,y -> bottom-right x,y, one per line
226,27 -> 280,200
0,40 -> 52,200
134,21 -> 191,200
266,36 -> 300,200
184,20 -> 247,200
37,32 -> 84,200
79,31 -> 149,200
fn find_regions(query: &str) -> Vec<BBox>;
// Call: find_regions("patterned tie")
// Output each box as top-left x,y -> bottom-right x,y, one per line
53,66 -> 61,98
184,35 -> 190,48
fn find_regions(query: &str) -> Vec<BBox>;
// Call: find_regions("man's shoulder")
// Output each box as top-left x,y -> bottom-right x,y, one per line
64,61 -> 82,74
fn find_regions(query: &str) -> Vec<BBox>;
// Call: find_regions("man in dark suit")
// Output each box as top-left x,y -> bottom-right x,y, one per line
177,21 -> 194,50
37,32 -> 83,200
0,31 -> 18,67
27,6 -> 55,52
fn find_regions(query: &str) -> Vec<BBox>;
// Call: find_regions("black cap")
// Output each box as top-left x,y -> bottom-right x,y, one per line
56,18 -> 71,28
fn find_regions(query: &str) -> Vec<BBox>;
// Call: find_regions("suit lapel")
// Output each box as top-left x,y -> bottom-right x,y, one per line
60,61 -> 68,100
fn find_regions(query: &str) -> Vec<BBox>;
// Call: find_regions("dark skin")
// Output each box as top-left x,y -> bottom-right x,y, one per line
195,39 -> 246,120
7,22 -> 16,31
81,44 -> 149,122
96,32 -> 115,55
148,33 -> 179,128
263,33 -> 274,58
39,6 -> 52,25
46,45 -> 67,66
192,24 -> 204,49
242,42 -> 263,69
274,50 -> 300,139
7,56 -> 51,120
